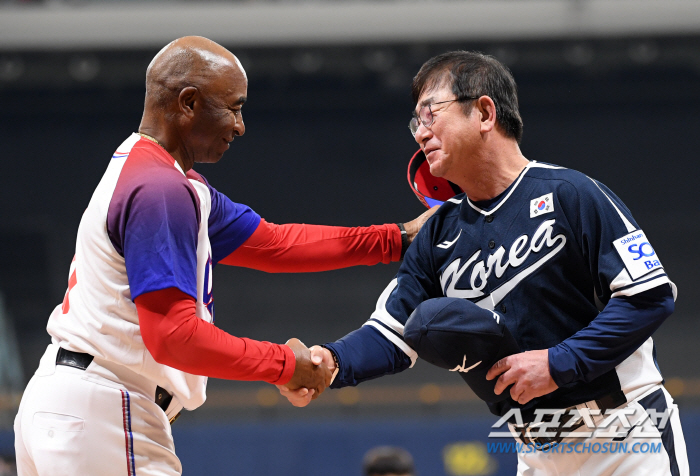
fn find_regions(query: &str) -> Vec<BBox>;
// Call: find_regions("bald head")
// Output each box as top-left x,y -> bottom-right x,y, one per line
145,36 -> 246,110
139,36 -> 249,171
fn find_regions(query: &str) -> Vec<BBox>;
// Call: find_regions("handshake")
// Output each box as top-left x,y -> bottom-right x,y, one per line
277,338 -> 336,407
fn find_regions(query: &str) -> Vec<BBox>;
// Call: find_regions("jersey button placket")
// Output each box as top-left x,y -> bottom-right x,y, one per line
485,215 -> 494,223
488,240 -> 496,249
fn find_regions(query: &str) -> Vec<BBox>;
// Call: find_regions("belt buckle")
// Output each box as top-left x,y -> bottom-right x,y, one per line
515,424 -> 562,450
155,386 -> 173,410
155,385 -> 180,425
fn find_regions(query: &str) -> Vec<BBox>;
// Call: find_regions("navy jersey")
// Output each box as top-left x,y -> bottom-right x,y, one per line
326,161 -> 675,416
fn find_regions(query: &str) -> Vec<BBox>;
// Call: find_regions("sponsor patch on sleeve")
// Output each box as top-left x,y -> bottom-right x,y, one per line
613,229 -> 663,280
530,193 -> 554,218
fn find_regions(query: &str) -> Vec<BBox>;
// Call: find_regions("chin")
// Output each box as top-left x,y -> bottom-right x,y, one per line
196,154 -> 225,165
428,162 -> 447,178
427,152 -> 450,178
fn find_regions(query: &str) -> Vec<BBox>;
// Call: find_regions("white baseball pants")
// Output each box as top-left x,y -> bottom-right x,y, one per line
515,386 -> 689,476
14,344 -> 181,476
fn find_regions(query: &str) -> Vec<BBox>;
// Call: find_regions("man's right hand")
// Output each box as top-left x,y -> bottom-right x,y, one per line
282,339 -> 332,404
278,344 -> 336,407
403,206 -> 439,243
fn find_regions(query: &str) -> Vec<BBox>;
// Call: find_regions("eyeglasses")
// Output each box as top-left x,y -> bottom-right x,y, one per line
409,97 -> 478,137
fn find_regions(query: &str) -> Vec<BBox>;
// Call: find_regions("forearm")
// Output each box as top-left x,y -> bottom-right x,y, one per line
324,325 -> 413,388
218,219 -> 402,272
135,287 -> 295,384
548,284 -> 674,386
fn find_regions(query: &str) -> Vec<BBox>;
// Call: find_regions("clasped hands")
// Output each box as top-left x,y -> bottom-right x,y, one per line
280,344 -> 558,407
278,340 -> 335,408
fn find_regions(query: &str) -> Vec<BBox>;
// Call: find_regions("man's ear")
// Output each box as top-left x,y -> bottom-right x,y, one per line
178,87 -> 198,118
476,95 -> 497,133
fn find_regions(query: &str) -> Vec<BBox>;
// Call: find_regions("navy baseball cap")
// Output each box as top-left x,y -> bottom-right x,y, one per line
404,297 -> 520,403
407,149 -> 463,209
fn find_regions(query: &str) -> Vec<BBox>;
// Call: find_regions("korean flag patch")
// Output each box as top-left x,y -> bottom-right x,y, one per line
530,193 -> 554,218
613,230 -> 663,280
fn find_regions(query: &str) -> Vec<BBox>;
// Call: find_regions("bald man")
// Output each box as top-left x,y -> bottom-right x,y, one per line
13,37 -> 434,476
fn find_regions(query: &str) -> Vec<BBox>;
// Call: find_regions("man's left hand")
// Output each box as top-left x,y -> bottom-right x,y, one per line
486,349 -> 558,405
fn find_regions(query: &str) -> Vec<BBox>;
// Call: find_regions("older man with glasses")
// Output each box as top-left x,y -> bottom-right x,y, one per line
280,50 -> 688,476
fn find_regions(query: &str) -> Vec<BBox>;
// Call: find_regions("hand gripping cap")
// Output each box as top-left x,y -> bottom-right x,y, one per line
403,297 -> 520,403
407,149 -> 463,209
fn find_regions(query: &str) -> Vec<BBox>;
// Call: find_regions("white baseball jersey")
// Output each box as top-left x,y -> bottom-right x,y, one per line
46,133 -> 260,412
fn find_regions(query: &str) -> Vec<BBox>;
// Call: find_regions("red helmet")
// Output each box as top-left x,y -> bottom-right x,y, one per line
407,149 -> 463,208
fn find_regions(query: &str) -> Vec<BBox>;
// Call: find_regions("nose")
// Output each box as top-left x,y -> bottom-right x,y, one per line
413,121 -> 431,145
234,114 -> 245,137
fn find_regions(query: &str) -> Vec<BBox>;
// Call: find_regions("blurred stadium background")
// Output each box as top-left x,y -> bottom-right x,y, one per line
1,1 -> 699,475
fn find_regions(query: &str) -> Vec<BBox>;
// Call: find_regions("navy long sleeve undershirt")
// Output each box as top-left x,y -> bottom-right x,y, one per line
325,325 -> 412,388
327,285 -> 673,390
548,284 -> 674,387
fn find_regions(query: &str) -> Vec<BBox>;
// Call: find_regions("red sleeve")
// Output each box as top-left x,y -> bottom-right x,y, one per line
218,219 -> 402,272
134,287 -> 296,385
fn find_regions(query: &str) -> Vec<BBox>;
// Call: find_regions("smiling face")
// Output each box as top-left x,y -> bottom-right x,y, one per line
413,84 -> 480,183
186,63 -> 248,165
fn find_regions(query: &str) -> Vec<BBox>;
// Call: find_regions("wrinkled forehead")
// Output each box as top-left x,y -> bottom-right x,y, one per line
208,69 -> 248,104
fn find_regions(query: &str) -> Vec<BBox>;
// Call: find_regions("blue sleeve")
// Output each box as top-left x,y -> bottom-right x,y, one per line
549,284 -> 674,386
120,181 -> 200,301
325,326 -> 413,387
206,182 -> 261,265
325,216 -> 442,388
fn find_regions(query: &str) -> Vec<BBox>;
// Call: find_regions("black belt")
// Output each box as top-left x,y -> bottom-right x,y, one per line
56,347 -> 179,423
514,390 -> 627,449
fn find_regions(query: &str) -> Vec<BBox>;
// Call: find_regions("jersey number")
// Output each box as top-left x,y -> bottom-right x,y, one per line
61,256 -> 78,314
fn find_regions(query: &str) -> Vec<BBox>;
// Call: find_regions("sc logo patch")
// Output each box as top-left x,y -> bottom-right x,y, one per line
628,242 -> 655,260
613,230 -> 663,280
